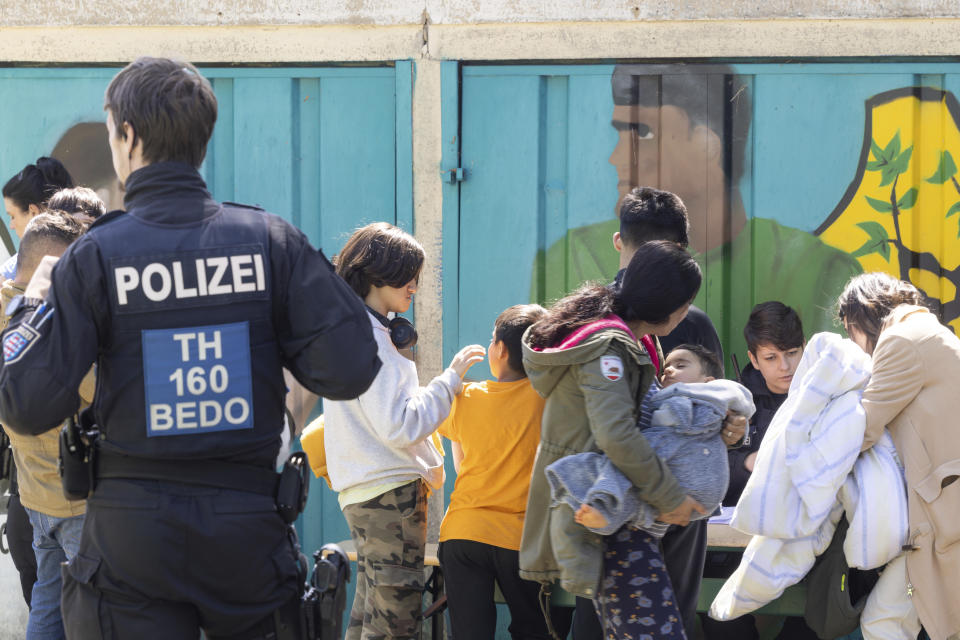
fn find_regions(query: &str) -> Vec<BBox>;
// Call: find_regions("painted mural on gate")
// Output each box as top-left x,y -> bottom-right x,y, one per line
532,65 -> 868,370
816,87 -> 960,333
528,68 -> 960,371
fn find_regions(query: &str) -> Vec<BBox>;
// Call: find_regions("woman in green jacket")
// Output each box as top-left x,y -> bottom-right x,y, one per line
520,240 -> 706,639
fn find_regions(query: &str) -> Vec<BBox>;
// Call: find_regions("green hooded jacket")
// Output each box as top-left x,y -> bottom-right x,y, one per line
518,319 -> 686,597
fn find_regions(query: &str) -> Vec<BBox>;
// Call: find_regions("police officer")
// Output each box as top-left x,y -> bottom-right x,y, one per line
0,57 -> 381,639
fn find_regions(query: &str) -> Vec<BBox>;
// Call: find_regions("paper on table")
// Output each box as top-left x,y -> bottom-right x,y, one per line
708,505 -> 736,525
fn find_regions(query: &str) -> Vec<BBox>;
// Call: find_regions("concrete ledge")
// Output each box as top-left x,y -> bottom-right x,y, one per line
427,19 -> 960,59
0,25 -> 425,64
1,19 -> 959,64
2,0 -> 959,27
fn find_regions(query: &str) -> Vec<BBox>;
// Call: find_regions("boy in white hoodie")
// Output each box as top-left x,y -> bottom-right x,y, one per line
324,222 -> 484,640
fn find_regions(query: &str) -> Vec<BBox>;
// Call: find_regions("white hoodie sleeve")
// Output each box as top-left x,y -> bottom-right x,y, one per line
357,345 -> 462,449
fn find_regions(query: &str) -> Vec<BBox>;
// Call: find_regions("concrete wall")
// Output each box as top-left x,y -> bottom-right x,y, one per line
2,0 -> 959,26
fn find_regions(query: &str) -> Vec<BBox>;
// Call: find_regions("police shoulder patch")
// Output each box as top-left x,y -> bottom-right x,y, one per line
600,355 -> 624,382
3,324 -> 40,364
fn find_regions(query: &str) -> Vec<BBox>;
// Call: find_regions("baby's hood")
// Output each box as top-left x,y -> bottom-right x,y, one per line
651,379 -> 755,436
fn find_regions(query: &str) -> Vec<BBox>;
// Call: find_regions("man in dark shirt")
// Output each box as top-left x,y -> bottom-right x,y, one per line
605,186 -> 730,638
611,188 -> 724,371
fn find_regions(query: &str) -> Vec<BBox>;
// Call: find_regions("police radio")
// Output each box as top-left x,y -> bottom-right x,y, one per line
276,451 -> 310,525
366,307 -> 417,350
58,413 -> 99,500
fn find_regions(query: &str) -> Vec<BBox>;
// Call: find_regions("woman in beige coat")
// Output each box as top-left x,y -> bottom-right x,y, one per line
838,272 -> 960,640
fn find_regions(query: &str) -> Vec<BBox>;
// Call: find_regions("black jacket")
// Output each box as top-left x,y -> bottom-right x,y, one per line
722,362 -> 787,506
0,162 -> 380,469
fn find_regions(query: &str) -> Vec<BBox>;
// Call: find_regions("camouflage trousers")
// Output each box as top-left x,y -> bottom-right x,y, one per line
342,479 -> 427,640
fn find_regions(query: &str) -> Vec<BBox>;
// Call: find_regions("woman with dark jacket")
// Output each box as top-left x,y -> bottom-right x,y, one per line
520,240 -> 741,639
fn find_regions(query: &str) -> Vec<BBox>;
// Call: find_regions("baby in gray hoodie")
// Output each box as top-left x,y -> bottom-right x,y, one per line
546,344 -> 755,536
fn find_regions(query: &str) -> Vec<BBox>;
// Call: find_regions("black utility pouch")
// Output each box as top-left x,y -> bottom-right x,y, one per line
58,415 -> 98,501
276,451 -> 310,524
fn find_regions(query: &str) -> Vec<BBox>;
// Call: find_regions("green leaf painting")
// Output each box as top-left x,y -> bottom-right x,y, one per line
864,195 -> 893,213
926,150 -> 958,184
850,221 -> 891,261
867,132 -> 913,186
897,187 -> 918,210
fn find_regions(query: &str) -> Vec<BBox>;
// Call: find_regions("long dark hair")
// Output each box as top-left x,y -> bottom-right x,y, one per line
528,240 -> 701,348
3,157 -> 74,211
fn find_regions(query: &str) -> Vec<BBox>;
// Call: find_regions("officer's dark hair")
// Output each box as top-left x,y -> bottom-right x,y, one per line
528,241 -> 701,349
2,157 -> 74,212
494,303 -> 547,376
47,187 -> 107,221
335,222 -> 424,299
104,57 -> 218,168
16,211 -> 86,281
619,187 -> 690,249
611,64 -> 752,184
667,343 -> 723,380
744,301 -> 805,354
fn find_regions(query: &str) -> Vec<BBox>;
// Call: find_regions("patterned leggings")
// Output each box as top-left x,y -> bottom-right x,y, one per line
593,527 -> 687,640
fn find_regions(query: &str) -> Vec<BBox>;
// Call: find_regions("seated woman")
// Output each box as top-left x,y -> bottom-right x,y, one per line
837,272 -> 960,640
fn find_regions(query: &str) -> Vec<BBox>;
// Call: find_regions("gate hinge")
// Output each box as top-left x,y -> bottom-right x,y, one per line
444,167 -> 467,183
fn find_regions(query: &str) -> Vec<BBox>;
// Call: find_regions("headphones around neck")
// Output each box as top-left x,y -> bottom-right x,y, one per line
366,306 -> 418,350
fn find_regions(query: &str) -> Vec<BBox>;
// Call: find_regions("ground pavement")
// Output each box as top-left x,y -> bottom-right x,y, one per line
0,548 -> 28,638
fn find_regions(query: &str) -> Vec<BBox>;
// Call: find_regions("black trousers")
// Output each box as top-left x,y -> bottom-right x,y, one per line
572,520 -> 707,640
61,478 -> 302,639
6,491 -> 37,608
439,539 -> 566,640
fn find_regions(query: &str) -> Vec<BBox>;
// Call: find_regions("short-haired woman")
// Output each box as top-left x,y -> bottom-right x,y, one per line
838,272 -> 960,640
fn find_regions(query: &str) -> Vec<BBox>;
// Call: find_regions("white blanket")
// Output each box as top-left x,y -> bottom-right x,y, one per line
710,332 -> 908,621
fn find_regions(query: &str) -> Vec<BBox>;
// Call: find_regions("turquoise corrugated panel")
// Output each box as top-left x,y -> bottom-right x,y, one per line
232,77 -> 296,217
314,75 -> 397,256
0,65 -> 404,576
440,61 -> 462,368
0,71 -> 113,251
457,74 -> 543,382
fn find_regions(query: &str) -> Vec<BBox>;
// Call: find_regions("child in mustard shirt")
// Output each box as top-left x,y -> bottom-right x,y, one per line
438,303 -> 558,640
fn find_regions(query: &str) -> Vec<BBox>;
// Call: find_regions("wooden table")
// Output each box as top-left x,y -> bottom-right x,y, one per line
335,522 -> 805,637
700,522 -> 807,616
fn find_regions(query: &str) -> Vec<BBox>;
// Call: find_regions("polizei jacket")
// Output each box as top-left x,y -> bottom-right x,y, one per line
0,162 -> 380,472
518,316 -> 685,598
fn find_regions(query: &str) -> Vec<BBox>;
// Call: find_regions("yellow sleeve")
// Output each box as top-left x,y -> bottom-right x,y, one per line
299,415 -> 332,489
437,395 -> 458,442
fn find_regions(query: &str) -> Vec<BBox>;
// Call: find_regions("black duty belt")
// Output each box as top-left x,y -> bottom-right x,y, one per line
96,449 -> 279,497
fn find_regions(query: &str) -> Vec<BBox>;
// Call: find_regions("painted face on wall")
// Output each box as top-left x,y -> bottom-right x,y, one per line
608,103 -> 726,255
